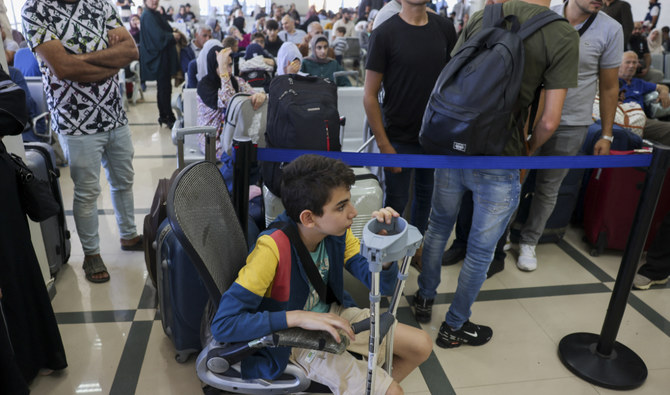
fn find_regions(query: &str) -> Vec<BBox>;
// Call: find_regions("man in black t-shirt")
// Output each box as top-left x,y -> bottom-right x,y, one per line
364,0 -> 457,240
264,19 -> 284,58
628,21 -> 663,82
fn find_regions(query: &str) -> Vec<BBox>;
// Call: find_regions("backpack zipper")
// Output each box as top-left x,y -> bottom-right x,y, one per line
325,120 -> 330,151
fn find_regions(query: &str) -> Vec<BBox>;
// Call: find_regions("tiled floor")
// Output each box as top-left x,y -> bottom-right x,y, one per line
28,87 -> 670,394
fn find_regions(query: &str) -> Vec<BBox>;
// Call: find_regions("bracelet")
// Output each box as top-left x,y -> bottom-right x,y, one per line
600,135 -> 614,143
219,72 -> 229,79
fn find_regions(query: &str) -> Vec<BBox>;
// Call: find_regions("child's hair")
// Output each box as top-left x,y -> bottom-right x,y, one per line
336,26 -> 346,35
251,32 -> 265,42
222,36 -> 238,49
281,155 -> 356,222
265,19 -> 279,31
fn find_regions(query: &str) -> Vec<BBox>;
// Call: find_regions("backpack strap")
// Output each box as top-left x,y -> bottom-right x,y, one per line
483,3 -> 504,29
269,221 -> 339,305
517,10 -> 567,41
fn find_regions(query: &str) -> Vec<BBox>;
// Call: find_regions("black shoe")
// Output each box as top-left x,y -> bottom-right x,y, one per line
436,320 -> 492,348
442,245 -> 466,266
158,117 -> 176,129
412,291 -> 434,324
487,259 -> 504,278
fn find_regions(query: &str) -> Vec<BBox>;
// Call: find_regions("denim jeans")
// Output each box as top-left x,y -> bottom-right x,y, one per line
418,168 -> 520,329
59,124 -> 138,255
383,142 -> 434,234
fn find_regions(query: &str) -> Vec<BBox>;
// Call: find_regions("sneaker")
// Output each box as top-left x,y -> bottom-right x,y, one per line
516,244 -> 537,271
442,245 -> 466,266
633,273 -> 669,290
503,233 -> 513,251
412,291 -> 434,324
436,320 -> 493,348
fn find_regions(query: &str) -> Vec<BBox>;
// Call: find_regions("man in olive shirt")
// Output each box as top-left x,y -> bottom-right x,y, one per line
412,0 -> 579,348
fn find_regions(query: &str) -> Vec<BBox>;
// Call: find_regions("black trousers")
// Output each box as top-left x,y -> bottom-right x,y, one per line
156,74 -> 174,122
638,209 -> 670,280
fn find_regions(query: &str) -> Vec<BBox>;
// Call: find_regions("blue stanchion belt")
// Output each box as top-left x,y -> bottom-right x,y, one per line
257,148 -> 653,169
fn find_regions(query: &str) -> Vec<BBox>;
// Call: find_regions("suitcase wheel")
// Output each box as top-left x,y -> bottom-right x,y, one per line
589,232 -> 607,257
175,352 -> 190,363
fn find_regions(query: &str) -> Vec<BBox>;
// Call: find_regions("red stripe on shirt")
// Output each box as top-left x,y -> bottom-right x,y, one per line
268,230 -> 291,302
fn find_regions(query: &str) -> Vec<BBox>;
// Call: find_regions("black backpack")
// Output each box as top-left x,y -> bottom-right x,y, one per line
262,74 -> 341,196
419,4 -> 565,156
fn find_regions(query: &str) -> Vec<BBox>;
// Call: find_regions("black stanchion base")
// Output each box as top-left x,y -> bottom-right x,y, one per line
558,332 -> 647,390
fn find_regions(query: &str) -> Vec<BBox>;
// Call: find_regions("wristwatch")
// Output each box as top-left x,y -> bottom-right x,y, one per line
601,135 -> 614,143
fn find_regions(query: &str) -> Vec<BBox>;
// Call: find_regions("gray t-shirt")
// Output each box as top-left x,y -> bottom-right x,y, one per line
550,6 -> 623,126
372,0 -> 401,30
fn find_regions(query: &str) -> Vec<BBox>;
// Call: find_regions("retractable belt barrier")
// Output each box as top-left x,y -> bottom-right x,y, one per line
257,148 -> 653,169
233,140 -> 670,391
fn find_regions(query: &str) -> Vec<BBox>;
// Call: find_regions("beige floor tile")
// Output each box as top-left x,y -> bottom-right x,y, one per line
29,322 -> 131,395
455,377 -> 599,395
51,250 -> 146,313
594,368 -> 670,395
563,227 -> 624,280
425,300 -> 570,388
519,293 -> 670,369
135,308 -> 158,321
399,366 -> 430,393
632,287 -> 670,322
135,321 -> 202,394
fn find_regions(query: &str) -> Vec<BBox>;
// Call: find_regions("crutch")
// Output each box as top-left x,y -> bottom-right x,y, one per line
352,217 -> 422,395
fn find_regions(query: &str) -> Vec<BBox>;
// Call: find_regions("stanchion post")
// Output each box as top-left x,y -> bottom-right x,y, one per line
558,144 -> 670,390
232,137 -> 253,244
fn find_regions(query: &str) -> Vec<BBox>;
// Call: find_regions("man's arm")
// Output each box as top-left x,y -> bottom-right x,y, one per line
34,40 -> 119,83
363,69 -> 401,172
655,83 -> 670,108
77,27 -> 139,69
594,67 -> 619,155
527,88 -> 567,155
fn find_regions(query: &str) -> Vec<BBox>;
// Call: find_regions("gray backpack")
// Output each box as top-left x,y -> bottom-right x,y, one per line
419,4 -> 565,156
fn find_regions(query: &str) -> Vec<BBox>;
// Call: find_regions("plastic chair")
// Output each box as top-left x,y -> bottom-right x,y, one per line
165,160 -> 344,394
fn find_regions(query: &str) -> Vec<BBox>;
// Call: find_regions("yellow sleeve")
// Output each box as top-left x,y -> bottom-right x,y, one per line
235,234 -> 280,298
343,228 -> 361,264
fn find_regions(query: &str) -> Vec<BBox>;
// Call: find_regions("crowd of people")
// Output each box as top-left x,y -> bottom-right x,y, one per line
2,0 -> 670,394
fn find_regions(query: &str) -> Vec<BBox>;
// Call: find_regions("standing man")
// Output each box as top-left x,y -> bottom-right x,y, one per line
22,0 -> 142,283
364,0 -> 457,240
645,0 -> 661,29
602,0 -> 634,46
412,0 -> 579,348
515,0 -> 623,271
453,0 -> 471,30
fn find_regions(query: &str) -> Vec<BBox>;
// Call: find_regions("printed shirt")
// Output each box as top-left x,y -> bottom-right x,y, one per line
22,0 -> 128,135
304,240 -> 330,313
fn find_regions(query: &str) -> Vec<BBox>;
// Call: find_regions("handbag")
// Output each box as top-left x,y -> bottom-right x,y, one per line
1,142 -> 60,222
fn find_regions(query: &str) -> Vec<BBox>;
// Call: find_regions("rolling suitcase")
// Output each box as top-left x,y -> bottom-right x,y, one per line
583,150 -> 670,256
24,142 -> 70,274
156,218 -> 209,363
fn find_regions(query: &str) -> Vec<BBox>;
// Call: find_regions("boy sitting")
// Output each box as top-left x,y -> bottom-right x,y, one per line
211,155 -> 432,395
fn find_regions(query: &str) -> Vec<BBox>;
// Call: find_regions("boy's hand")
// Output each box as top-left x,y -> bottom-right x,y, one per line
371,207 -> 399,228
286,310 -> 355,343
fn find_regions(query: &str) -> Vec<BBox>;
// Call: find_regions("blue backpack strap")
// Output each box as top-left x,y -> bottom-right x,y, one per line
517,10 -> 567,40
483,3 -> 504,28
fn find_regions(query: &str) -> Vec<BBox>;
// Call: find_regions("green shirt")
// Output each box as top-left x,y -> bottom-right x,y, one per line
304,240 -> 331,313
454,0 -> 580,156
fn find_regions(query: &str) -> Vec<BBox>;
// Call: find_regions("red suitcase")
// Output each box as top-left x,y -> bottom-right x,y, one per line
583,150 -> 670,256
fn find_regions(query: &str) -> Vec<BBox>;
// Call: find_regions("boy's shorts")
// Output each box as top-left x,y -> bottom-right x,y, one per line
288,304 -> 395,395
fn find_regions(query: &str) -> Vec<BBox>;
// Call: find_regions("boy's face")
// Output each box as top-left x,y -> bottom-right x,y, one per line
310,186 -> 357,237
267,28 -> 278,41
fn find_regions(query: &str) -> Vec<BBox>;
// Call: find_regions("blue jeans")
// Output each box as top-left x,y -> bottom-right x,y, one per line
59,124 -> 138,255
418,168 -> 520,329
384,142 -> 434,234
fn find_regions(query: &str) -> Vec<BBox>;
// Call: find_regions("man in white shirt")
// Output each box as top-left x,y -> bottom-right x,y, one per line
278,14 -> 307,45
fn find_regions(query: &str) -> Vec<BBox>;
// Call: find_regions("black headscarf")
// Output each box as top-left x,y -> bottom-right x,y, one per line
233,17 -> 246,35
197,46 -> 239,110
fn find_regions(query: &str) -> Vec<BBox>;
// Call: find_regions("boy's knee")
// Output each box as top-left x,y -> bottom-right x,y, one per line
416,330 -> 433,362
385,381 -> 404,395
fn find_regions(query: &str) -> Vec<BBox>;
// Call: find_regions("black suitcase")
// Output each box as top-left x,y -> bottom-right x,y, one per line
24,142 -> 70,274
156,218 -> 209,363
262,74 -> 340,196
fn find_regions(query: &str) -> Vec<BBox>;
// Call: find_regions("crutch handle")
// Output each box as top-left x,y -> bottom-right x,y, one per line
351,312 -> 396,337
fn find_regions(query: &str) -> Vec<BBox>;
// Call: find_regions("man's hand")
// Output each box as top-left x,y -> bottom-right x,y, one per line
285,310 -> 355,343
378,142 -> 401,173
108,31 -> 121,46
656,84 -> 670,108
250,92 -> 266,110
593,138 -> 611,156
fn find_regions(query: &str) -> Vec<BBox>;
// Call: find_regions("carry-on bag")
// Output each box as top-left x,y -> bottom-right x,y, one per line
24,142 -> 70,274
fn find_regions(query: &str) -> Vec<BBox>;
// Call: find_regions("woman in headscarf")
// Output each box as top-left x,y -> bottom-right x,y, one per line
276,42 -> 303,75
300,35 -> 351,86
230,19 -> 251,49
196,46 -> 266,157
196,39 -> 223,82
128,14 -> 141,45
648,29 -> 664,54
140,0 -> 179,128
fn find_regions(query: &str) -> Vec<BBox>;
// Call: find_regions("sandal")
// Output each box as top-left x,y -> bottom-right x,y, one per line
121,235 -> 144,251
83,255 -> 110,283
